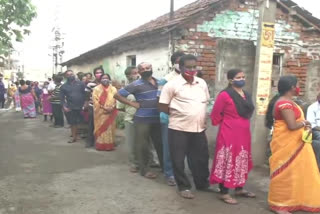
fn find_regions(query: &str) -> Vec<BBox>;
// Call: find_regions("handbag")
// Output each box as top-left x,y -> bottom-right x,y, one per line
302,130 -> 312,144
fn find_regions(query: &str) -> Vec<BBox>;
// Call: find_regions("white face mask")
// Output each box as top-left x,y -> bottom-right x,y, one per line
174,64 -> 180,72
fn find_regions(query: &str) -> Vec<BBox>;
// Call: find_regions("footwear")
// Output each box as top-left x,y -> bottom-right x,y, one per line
235,189 -> 256,198
179,190 -> 195,199
166,177 -> 176,186
130,167 -> 139,173
144,172 -> 157,179
198,186 -> 220,193
219,194 -> 238,205
150,163 -> 160,168
68,139 -> 76,144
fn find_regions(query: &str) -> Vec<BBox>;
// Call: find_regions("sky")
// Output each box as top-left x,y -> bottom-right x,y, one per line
16,0 -> 320,80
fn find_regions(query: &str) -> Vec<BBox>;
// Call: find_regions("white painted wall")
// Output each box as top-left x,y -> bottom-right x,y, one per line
68,44 -> 171,83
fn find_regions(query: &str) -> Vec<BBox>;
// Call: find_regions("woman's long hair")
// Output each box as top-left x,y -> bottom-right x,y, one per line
265,75 -> 298,129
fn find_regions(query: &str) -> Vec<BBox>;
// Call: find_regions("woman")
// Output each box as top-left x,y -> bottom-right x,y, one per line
92,74 -> 118,151
210,69 -> 255,204
19,80 -> 37,118
14,82 -> 21,112
41,82 -> 53,121
266,75 -> 320,214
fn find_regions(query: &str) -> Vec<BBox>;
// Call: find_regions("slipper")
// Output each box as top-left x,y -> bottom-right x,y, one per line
167,177 -> 176,186
235,190 -> 256,198
144,172 -> 157,179
130,167 -> 138,173
179,190 -> 195,199
220,195 -> 238,205
68,139 -> 76,144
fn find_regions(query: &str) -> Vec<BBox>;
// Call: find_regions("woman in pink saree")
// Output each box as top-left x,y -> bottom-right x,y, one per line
19,80 -> 37,118
210,69 -> 255,204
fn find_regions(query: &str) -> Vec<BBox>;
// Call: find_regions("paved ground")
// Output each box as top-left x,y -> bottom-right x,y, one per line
0,110 -> 310,214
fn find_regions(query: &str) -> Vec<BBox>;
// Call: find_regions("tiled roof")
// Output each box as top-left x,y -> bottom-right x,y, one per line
62,0 -> 320,66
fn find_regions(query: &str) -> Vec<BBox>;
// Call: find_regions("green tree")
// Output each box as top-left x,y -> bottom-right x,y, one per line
0,0 -> 37,56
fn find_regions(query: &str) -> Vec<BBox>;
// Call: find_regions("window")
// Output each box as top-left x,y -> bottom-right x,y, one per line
127,55 -> 136,67
273,54 -> 281,66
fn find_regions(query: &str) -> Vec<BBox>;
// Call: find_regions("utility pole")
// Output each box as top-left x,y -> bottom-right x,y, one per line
169,0 -> 175,66
170,0 -> 174,20
251,0 -> 277,165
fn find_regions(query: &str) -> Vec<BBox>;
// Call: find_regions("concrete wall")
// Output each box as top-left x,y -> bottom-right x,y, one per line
68,37 -> 170,86
304,61 -> 320,103
215,39 -> 256,94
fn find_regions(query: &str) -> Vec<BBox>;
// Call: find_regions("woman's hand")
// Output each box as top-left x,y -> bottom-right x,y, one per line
130,101 -> 140,109
101,105 -> 113,114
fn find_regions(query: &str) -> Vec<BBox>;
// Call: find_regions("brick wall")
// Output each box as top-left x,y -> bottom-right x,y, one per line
174,0 -> 320,94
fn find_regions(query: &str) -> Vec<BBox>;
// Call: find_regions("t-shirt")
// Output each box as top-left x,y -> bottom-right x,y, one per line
60,80 -> 86,110
118,78 -> 160,123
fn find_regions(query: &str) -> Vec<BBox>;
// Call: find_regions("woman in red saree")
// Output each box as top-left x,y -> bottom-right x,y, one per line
92,74 -> 118,151
210,69 -> 255,204
266,75 -> 320,214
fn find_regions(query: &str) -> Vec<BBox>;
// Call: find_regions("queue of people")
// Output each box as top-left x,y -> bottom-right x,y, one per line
6,51 -> 320,214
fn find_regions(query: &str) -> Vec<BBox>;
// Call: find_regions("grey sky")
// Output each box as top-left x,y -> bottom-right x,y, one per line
17,0 -> 320,79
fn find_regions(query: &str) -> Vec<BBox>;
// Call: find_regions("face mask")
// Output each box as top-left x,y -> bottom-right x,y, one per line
95,73 -> 102,80
295,87 -> 301,95
128,75 -> 139,82
67,75 -> 76,82
174,64 -> 180,73
232,80 -> 246,88
141,70 -> 153,79
101,79 -> 110,86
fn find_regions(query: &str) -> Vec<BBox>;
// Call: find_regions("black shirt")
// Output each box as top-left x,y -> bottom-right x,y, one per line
60,80 -> 85,110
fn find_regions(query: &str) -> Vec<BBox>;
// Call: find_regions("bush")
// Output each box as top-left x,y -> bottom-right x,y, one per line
116,112 -> 125,129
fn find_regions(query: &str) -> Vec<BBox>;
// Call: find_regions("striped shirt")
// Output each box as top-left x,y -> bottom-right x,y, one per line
85,81 -> 98,106
50,84 -> 62,105
118,78 -> 160,123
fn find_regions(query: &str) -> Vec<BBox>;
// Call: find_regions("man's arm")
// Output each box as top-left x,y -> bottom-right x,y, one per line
158,103 -> 169,114
158,83 -> 174,114
114,93 -> 139,109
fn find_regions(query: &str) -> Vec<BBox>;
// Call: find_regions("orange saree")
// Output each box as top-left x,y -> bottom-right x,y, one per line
268,101 -> 320,212
93,84 -> 118,151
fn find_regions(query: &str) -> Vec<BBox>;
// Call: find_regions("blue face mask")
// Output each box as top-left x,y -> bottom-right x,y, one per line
67,75 -> 76,82
232,80 -> 246,88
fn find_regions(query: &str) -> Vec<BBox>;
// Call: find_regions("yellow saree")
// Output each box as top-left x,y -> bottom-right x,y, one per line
268,102 -> 320,212
93,84 -> 118,151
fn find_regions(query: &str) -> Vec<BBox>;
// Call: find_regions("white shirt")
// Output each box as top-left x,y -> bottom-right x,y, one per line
48,81 -> 56,92
159,75 -> 209,133
307,101 -> 320,129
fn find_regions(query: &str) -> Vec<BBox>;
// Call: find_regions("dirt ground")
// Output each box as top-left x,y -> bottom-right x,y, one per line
0,110 -> 311,214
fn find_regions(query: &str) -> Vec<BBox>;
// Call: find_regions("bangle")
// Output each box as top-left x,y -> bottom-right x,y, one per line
301,121 -> 306,127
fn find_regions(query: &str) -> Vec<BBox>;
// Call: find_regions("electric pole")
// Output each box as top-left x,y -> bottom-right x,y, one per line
251,0 -> 277,165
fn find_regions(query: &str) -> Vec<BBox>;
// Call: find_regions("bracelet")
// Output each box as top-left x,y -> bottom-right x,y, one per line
301,121 -> 306,127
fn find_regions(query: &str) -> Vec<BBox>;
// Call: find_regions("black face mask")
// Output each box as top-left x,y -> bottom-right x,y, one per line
67,75 -> 76,82
141,70 -> 153,79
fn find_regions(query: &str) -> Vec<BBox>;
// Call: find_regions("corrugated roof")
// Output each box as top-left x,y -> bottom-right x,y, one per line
62,0 -> 320,66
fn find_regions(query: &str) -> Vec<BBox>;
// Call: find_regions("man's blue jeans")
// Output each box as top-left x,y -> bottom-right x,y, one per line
161,123 -> 174,179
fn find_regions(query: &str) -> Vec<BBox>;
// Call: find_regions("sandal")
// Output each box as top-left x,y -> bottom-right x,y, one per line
235,190 -> 256,198
144,172 -> 157,179
275,211 -> 292,214
220,194 -> 238,205
68,139 -> 77,144
167,177 -> 176,186
130,167 -> 138,173
179,190 -> 195,199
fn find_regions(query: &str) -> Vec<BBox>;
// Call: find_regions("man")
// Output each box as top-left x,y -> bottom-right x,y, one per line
6,83 -> 17,109
60,70 -> 86,143
86,72 -> 93,82
115,62 -> 163,179
50,75 -> 64,128
159,54 -> 211,199
158,51 -> 185,186
85,66 -> 103,148
34,81 -> 42,114
307,93 -> 320,168
117,66 -> 140,172
0,75 -> 6,109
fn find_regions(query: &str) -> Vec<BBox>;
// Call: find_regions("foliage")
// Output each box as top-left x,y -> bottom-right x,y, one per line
0,0 -> 37,56
116,112 -> 125,129
16,71 -> 24,79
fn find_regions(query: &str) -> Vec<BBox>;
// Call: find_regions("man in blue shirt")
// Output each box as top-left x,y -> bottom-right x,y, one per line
115,62 -> 163,179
